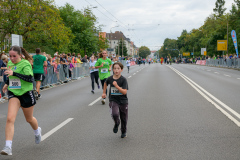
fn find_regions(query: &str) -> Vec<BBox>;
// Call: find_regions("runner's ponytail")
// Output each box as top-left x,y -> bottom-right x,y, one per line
20,47 -> 32,61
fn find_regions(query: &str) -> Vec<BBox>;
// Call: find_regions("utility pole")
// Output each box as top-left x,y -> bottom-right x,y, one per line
118,40 -> 120,57
122,37 -> 123,58
227,19 -> 228,55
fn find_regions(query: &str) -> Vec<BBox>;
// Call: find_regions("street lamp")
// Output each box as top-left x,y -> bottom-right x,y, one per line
110,25 -> 119,56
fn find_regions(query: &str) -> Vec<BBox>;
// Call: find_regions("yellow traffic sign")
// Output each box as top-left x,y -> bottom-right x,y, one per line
217,40 -> 227,51
183,52 -> 190,56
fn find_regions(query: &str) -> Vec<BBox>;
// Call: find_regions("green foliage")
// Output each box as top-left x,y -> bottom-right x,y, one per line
115,39 -> 128,57
162,0 -> 240,58
0,1 -> 105,56
213,0 -> 227,17
139,46 -> 151,58
0,0 -> 72,54
59,3 -> 105,56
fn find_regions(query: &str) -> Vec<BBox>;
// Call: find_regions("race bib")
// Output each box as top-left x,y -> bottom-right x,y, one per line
111,87 -> 122,95
101,68 -> 108,73
9,79 -> 21,89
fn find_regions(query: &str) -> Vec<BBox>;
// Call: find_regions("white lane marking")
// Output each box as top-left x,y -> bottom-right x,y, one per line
88,97 -> 102,106
237,78 -> 240,80
168,66 -> 240,127
41,118 -> 74,141
214,72 -> 219,74
133,73 -> 136,75
137,71 -> 139,72
128,76 -> 132,78
224,74 -> 231,77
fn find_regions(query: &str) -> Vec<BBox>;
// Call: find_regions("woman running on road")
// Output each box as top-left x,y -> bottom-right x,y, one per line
1,46 -> 42,156
89,55 -> 100,94
95,50 -> 112,104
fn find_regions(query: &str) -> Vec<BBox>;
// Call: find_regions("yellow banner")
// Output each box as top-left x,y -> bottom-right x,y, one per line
217,40 -> 227,51
183,52 -> 190,56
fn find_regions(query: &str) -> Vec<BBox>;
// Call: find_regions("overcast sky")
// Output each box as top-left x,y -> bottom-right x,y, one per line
55,0 -> 233,50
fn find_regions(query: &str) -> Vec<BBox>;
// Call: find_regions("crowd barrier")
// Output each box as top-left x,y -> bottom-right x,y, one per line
0,60 -> 136,96
198,59 -> 240,69
196,60 -> 206,65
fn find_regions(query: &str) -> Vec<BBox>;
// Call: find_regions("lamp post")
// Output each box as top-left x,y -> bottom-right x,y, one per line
110,25 -> 119,57
218,16 -> 229,55
227,19 -> 228,55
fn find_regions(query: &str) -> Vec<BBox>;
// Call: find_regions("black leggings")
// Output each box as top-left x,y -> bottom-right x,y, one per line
100,78 -> 107,96
90,71 -> 99,90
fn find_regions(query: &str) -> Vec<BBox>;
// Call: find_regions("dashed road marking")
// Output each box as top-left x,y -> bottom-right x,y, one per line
41,118 -> 74,141
88,97 -> 102,106
128,76 -> 132,78
224,74 -> 231,77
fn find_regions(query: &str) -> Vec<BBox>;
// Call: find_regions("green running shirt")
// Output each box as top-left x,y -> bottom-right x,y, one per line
33,54 -> 46,74
7,59 -> 33,96
95,58 -> 112,80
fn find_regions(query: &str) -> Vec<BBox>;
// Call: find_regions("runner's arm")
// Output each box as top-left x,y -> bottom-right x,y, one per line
44,61 -> 47,67
13,72 -> 34,82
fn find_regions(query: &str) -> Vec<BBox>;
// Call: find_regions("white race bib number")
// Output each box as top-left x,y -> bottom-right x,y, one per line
101,68 -> 108,73
9,79 -> 21,89
111,87 -> 122,95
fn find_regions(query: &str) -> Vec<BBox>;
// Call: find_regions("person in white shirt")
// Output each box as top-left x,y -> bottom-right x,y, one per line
89,55 -> 100,94
126,58 -> 131,73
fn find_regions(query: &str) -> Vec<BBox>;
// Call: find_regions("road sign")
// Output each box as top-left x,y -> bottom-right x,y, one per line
201,48 -> 206,55
183,52 -> 190,56
217,40 -> 227,51
107,48 -> 114,51
11,34 -> 23,47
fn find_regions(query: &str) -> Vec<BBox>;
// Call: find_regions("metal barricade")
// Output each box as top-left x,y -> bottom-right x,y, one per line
205,58 -> 239,69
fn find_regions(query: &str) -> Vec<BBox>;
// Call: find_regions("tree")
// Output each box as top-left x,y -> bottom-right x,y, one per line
115,39 -> 128,57
213,0 -> 227,17
59,3 -> 102,56
139,46 -> 150,58
0,0 -> 72,53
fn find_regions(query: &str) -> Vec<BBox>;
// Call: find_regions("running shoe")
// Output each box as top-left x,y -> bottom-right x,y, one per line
1,146 -> 12,155
98,85 -> 100,89
91,90 -> 94,94
34,90 -> 38,100
38,94 -> 41,99
101,99 -> 105,105
35,127 -> 42,144
113,122 -> 120,133
121,132 -> 127,138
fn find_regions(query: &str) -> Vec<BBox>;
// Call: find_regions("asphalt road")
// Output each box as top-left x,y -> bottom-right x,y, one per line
0,63 -> 240,160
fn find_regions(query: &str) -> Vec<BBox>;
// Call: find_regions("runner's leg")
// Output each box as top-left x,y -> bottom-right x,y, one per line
5,98 -> 20,141
119,103 -> 128,134
90,72 -> 95,91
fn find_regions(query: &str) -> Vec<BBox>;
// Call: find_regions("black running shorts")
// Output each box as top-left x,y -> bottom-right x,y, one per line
34,74 -> 45,82
8,90 -> 36,108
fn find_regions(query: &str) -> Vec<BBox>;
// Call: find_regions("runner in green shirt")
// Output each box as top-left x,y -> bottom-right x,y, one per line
32,48 -> 47,99
1,46 -> 42,156
95,50 -> 112,104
